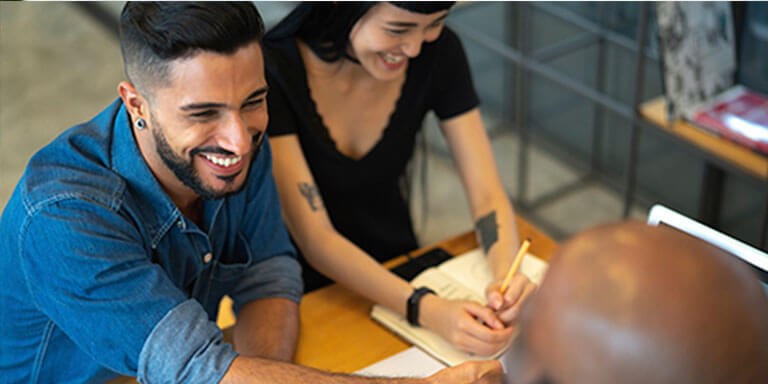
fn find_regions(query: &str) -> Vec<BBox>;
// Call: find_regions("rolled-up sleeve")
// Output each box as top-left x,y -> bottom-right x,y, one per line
138,299 -> 238,384
229,255 -> 303,315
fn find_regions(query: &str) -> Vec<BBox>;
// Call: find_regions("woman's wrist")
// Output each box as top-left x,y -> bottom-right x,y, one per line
417,292 -> 442,330
407,287 -> 437,326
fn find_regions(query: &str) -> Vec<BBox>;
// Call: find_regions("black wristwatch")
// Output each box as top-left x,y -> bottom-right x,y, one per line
406,287 -> 436,327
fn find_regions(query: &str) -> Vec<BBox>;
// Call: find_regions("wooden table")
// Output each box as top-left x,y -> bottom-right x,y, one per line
293,216 -> 557,373
109,216 -> 556,382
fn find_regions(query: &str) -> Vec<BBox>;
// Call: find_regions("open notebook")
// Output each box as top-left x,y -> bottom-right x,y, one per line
371,248 -> 548,366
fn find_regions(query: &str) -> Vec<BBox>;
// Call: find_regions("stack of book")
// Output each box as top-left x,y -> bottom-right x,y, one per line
691,86 -> 768,154
657,2 -> 768,155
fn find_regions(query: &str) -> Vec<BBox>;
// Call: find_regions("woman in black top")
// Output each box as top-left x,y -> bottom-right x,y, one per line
265,2 -> 535,356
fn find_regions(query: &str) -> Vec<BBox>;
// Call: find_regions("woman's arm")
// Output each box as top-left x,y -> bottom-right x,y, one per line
269,134 -> 511,355
269,134 -> 414,314
440,108 -> 537,325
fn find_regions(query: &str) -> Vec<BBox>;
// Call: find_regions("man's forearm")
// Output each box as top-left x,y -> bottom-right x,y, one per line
222,356 -> 423,384
232,297 -> 299,361
221,356 -> 503,384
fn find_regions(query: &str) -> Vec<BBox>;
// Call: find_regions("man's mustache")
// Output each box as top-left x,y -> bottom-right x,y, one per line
189,133 -> 262,157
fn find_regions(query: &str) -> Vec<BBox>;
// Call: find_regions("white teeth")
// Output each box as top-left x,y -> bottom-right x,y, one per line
203,154 -> 242,167
383,53 -> 405,64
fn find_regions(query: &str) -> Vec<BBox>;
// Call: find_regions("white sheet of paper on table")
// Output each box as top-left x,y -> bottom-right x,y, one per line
355,346 -> 516,378
354,347 -> 447,378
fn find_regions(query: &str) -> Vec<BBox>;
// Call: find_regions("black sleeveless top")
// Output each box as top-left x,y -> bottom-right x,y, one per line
264,28 -> 479,291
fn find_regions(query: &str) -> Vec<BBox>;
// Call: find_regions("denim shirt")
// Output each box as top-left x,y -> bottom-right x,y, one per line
0,99 -> 303,383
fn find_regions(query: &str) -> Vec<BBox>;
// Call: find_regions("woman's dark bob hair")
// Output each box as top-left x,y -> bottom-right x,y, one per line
267,2 -> 455,62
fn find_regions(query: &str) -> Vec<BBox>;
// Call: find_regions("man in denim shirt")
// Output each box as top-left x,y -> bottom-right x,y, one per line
0,2 -> 502,384
0,2 -> 303,383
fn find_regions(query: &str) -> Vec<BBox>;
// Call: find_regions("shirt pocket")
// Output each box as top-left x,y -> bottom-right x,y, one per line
212,232 -> 253,282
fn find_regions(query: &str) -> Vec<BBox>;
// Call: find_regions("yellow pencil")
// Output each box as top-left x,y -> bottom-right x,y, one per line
500,238 -> 531,294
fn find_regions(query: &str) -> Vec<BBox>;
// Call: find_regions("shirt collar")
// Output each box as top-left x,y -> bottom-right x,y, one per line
111,99 -> 182,248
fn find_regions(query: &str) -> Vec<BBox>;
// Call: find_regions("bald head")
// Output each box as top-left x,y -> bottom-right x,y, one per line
507,221 -> 768,384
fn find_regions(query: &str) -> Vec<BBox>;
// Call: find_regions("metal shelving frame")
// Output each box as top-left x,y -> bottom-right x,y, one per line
449,2 -> 653,240
449,2 -> 767,248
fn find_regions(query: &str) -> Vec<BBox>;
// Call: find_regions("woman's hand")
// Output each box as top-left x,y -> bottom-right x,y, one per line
485,275 -> 537,326
419,294 -> 514,356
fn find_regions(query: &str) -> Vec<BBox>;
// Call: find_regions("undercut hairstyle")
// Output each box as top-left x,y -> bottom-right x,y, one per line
267,1 -> 454,63
119,2 -> 265,93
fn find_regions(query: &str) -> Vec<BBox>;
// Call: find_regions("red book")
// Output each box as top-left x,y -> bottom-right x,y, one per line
692,86 -> 768,154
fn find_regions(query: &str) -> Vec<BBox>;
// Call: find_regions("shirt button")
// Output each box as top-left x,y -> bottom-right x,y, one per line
203,253 -> 213,263
177,220 -> 185,229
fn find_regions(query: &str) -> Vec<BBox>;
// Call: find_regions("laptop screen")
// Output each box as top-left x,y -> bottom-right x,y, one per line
648,204 -> 768,296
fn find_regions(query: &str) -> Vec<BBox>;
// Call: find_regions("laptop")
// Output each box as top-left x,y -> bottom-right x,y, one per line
647,204 -> 768,295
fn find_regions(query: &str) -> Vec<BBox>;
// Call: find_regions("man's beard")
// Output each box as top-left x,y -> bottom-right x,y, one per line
151,115 -> 250,201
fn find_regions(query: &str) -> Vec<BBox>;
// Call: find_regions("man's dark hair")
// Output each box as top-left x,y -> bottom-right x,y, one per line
119,2 -> 265,93
267,2 -> 454,63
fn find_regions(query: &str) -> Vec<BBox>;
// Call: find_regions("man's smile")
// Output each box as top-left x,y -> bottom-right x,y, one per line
202,153 -> 243,167
199,153 -> 245,175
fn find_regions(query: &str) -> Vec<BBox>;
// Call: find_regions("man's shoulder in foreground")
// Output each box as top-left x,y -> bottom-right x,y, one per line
0,98 -> 137,383
9,98 -> 128,220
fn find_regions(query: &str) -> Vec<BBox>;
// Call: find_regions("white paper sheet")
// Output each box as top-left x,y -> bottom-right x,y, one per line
355,346 -> 516,378
354,347 -> 447,378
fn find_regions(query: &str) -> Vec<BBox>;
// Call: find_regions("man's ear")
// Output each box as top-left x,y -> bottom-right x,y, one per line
117,81 -> 149,122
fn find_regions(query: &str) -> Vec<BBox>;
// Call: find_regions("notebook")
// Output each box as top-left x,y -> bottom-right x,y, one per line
371,248 -> 548,366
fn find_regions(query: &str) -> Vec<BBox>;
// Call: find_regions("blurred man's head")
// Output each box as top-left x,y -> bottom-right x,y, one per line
505,221 -> 768,384
117,2 -> 268,201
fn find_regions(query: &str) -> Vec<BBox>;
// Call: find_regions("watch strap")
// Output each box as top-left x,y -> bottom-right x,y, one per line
407,287 -> 436,326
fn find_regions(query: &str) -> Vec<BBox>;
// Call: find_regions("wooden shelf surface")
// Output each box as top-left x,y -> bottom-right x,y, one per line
640,97 -> 768,180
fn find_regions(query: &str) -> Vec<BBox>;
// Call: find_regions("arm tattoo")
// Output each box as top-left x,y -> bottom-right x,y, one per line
475,211 -> 499,253
298,182 -> 324,211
